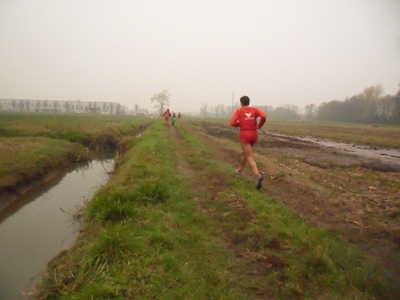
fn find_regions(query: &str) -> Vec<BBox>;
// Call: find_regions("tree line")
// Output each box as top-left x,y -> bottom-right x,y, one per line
306,84 -> 400,124
150,83 -> 400,125
200,83 -> 400,125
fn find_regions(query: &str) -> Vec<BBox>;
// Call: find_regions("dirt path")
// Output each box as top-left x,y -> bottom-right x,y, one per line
169,125 -> 283,299
193,120 -> 400,283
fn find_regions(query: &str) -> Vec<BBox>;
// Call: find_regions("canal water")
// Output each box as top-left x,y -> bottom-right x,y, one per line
0,157 -> 114,300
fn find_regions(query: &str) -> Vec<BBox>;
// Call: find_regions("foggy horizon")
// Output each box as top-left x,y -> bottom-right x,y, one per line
1,0 -> 399,113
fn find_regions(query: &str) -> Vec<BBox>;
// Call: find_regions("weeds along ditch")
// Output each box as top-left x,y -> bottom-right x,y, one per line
0,113 -> 153,208
33,118 -> 400,299
0,155 -> 115,300
0,113 -> 154,299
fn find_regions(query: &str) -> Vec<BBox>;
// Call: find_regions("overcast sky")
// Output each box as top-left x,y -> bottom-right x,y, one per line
1,0 -> 399,113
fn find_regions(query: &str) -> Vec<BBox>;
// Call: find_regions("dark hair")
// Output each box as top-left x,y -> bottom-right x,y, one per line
240,95 -> 250,106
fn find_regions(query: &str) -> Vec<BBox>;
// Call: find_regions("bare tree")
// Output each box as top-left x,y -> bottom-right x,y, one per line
376,96 -> 394,123
361,84 -> 384,99
304,104 -> 316,121
214,104 -> 223,118
209,106 -> 215,117
151,89 -> 171,116
360,85 -> 384,122
200,102 -> 208,117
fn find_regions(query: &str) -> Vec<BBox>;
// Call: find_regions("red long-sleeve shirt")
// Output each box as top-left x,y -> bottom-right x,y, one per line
230,106 -> 267,131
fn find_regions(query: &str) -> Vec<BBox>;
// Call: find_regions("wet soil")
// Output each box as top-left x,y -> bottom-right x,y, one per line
200,121 -> 400,282
264,131 -> 400,172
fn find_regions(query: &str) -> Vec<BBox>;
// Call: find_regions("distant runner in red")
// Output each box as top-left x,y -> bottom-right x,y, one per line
230,95 -> 267,189
163,108 -> 171,126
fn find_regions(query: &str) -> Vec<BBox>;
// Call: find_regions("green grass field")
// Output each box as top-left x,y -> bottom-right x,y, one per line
0,113 -> 152,192
33,118 -> 400,299
1,113 -> 399,299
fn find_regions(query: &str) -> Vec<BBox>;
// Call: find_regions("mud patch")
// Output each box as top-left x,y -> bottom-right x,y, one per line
262,131 -> 400,172
201,121 -> 400,172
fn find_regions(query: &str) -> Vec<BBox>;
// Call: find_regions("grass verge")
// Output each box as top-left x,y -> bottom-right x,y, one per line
0,113 -> 153,199
0,112 -> 153,149
0,136 -> 88,189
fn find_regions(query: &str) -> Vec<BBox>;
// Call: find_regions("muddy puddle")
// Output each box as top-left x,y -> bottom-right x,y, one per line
0,157 -> 114,300
262,131 -> 400,172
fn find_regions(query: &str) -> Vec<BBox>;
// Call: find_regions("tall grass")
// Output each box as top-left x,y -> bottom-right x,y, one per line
0,113 -> 153,191
0,112 -> 153,148
0,136 -> 87,189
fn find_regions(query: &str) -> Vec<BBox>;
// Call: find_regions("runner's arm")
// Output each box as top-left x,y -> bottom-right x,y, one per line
230,109 -> 240,127
256,108 -> 267,129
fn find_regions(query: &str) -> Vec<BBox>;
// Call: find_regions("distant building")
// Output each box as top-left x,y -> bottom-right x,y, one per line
0,99 -> 125,114
135,108 -> 151,116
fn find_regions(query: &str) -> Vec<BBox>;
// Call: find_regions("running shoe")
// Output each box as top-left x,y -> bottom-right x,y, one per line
255,174 -> 263,190
234,170 -> 242,177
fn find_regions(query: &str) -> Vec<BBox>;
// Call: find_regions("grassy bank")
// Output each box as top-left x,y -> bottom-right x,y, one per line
0,136 -> 87,191
0,113 -> 154,205
35,119 -> 400,299
0,112 -> 153,149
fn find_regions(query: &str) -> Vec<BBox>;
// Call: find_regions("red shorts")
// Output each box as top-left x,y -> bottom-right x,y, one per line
239,130 -> 258,145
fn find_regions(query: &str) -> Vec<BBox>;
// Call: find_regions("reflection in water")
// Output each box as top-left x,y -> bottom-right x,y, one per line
0,158 -> 114,300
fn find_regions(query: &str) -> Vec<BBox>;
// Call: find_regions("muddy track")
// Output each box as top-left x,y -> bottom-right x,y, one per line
195,120 -> 400,283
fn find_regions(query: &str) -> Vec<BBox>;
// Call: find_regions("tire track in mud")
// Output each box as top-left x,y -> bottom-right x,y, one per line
167,125 -> 282,299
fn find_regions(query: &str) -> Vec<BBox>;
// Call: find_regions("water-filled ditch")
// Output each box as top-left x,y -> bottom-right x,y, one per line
0,156 -> 114,300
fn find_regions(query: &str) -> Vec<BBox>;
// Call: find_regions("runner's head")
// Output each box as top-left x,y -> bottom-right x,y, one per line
240,96 -> 250,106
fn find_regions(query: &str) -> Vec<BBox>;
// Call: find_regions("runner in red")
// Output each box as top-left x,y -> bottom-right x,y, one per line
163,108 -> 171,126
230,95 -> 267,189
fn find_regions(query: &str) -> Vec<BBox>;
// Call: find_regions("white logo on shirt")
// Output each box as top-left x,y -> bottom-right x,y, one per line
244,112 -> 252,118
